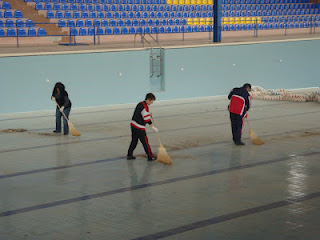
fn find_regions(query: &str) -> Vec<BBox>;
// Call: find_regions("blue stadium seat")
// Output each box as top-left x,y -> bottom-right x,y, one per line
165,26 -> 172,33
88,27 -> 94,35
82,12 -> 89,18
125,19 -> 131,26
168,19 -> 173,25
186,25 -> 192,32
98,12 -> 104,18
79,4 -> 85,11
35,3 -> 43,10
95,4 -> 101,11
106,12 -> 112,18
7,28 -> 16,37
132,19 -> 138,26
87,4 -> 93,11
65,11 -> 72,18
142,26 -> 149,33
93,19 -> 100,27
90,12 -> 96,18
129,27 -> 136,34
16,19 -> 24,27
179,26 -> 185,32
160,19 -> 166,25
103,5 -> 109,11
122,27 -> 128,34
199,25 -> 205,32
4,10 -> 13,18
151,26 -> 157,33
96,27 -> 104,35
136,26 -> 143,34
5,19 -> 14,27
110,4 -> 116,11
79,27 -> 87,35
70,4 -> 77,10
73,11 -> 80,18
121,12 -> 127,18
17,28 -> 26,37
223,24 -> 229,31
113,27 -> 120,34
56,11 -> 63,18
76,19 -> 84,27
26,19 -> 34,27
154,19 -> 160,26
142,12 -> 148,18
67,20 -> 75,27
117,19 -> 124,26
58,19 -> 66,27
110,19 -> 116,26
70,28 -> 77,36
0,20 -> 3,28
172,26 -> 179,33
28,28 -> 37,36
62,4 -> 69,10
101,19 -> 108,27
159,26 -> 164,33
15,10 -> 24,18
2,1 -> 11,9
140,19 -> 145,26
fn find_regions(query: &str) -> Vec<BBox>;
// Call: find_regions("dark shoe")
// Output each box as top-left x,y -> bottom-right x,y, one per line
64,133 -> 69,135
127,155 -> 136,160
147,156 -> 157,161
235,141 -> 245,146
53,130 -> 61,133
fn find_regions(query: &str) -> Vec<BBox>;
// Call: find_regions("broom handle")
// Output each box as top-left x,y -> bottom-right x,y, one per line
150,114 -> 162,146
55,101 -> 70,123
246,118 -> 252,131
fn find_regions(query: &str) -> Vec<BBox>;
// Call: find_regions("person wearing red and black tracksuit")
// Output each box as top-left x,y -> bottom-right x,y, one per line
228,83 -> 251,146
127,93 -> 158,161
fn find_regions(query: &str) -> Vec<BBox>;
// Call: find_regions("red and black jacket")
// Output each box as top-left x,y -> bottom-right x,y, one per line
228,87 -> 251,117
130,101 -> 152,131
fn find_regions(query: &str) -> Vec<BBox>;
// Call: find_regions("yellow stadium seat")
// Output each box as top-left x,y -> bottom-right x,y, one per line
257,17 -> 262,23
167,0 -> 173,3
202,0 -> 208,4
229,17 -> 234,24
251,17 -> 256,24
221,17 -> 225,24
179,0 -> 184,4
196,0 -> 202,4
240,17 -> 245,23
223,18 -> 229,24
206,17 -> 213,25
185,0 -> 190,3
173,0 -> 178,4
199,18 -> 206,25
191,0 -> 196,4
207,0 -> 213,4
246,17 -> 251,24
187,18 -> 193,25
193,18 -> 200,25
235,17 -> 240,24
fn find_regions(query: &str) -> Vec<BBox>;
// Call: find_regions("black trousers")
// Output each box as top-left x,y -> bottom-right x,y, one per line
230,112 -> 244,143
127,126 -> 153,158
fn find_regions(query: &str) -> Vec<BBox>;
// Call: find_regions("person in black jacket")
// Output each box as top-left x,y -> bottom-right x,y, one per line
127,93 -> 158,161
51,82 -> 72,135
228,83 -> 251,145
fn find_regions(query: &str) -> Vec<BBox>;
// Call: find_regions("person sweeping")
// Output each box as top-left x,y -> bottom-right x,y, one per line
228,83 -> 251,146
51,82 -> 72,135
127,93 -> 158,161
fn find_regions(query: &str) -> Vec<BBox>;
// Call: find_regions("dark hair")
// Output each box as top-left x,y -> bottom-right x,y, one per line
145,93 -> 156,101
52,82 -> 65,94
243,83 -> 252,91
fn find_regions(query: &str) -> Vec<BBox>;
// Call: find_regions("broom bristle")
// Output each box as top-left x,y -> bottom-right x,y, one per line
249,130 -> 264,145
157,144 -> 172,165
68,121 -> 81,136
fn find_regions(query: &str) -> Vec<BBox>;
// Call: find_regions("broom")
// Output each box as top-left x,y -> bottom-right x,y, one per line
55,101 -> 81,136
151,115 -> 172,165
246,119 -> 264,145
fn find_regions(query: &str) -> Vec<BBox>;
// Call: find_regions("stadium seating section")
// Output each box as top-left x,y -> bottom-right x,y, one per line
0,0 -> 319,37
0,0 -> 47,37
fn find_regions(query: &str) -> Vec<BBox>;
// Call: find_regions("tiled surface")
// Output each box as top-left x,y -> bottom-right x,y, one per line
0,96 -> 319,239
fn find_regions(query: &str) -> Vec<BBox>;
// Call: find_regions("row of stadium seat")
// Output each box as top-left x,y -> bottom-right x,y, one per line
223,14 -> 319,22
25,0 -> 311,4
223,8 -> 319,16
0,27 -> 46,36
46,10 -> 216,18
0,19 -> 36,27
34,2 -> 317,11
0,10 -> 23,18
36,3 -> 215,11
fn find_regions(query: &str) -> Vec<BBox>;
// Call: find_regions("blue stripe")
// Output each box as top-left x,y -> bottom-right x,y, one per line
0,151 -> 318,217
132,192 -> 320,240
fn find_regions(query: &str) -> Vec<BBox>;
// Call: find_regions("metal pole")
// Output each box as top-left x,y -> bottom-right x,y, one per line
213,0 -> 222,42
94,26 -> 96,45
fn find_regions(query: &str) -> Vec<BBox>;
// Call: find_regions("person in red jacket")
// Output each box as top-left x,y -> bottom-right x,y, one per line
228,83 -> 251,145
127,93 -> 158,161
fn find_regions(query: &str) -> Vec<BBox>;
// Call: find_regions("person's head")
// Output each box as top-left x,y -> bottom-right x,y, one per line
145,93 -> 156,105
243,83 -> 252,92
53,82 -> 65,94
